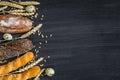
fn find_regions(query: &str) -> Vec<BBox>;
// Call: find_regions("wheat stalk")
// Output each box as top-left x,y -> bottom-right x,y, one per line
34,69 -> 45,80
0,1 -> 23,9
9,12 -> 35,16
18,1 -> 40,5
0,24 -> 42,42
9,9 -> 25,13
0,6 -> 8,11
12,57 -> 44,73
19,24 -> 42,39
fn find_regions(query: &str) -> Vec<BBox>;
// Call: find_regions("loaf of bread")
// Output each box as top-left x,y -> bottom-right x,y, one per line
0,66 -> 41,80
0,39 -> 34,61
0,52 -> 34,75
0,14 -> 33,33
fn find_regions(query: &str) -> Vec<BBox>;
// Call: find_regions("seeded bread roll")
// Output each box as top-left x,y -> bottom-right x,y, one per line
0,14 -> 33,34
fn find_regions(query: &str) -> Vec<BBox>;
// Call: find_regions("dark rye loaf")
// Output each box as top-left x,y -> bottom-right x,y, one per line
0,39 -> 34,60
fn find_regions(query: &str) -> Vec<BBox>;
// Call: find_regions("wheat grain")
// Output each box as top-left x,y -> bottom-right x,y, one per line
0,6 -> 8,11
0,1 -> 23,9
35,13 -> 38,18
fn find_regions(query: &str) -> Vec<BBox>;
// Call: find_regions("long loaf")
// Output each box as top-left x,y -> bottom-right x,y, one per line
0,52 -> 34,75
0,66 -> 41,80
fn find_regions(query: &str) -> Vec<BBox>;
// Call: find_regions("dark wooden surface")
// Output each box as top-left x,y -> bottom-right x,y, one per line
22,0 -> 120,80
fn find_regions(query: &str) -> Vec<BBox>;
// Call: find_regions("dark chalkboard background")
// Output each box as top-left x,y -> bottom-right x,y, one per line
2,0 -> 120,80
36,0 -> 120,80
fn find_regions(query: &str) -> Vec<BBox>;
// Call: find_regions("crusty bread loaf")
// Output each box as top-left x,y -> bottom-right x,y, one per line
0,14 -> 33,34
0,39 -> 34,61
0,66 -> 41,80
0,52 -> 34,75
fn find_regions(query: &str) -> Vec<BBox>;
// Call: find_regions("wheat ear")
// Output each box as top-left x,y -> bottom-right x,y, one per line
0,1 -> 23,9
0,6 -> 8,11
12,57 -> 44,73
34,69 -> 45,80
18,1 -> 40,5
9,12 -> 35,16
9,9 -> 26,13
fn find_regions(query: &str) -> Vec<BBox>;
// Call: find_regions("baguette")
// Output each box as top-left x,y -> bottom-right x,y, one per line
0,52 -> 34,75
0,66 -> 41,80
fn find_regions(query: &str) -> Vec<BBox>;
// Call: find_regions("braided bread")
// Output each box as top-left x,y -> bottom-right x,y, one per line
0,52 -> 34,75
0,66 -> 41,80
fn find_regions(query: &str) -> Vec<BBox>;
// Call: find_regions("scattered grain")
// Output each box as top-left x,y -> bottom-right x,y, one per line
40,64 -> 44,67
47,56 -> 51,58
42,14 -> 44,18
45,35 -> 48,38
35,13 -> 38,18
41,34 -> 44,38
39,42 -> 42,45
44,59 -> 46,62
39,46 -> 41,48
45,40 -> 48,44
50,34 -> 53,37
40,18 -> 43,20
36,50 -> 39,54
